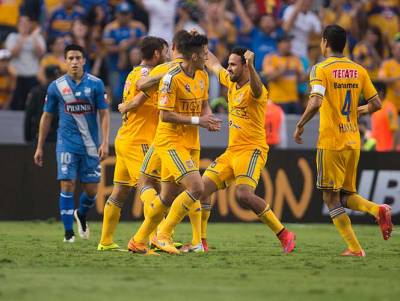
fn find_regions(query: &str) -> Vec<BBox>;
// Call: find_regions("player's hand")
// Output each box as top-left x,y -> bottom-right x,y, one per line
244,50 -> 255,67
98,143 -> 109,161
200,114 -> 222,131
34,148 -> 44,167
118,102 -> 128,114
293,125 -> 304,144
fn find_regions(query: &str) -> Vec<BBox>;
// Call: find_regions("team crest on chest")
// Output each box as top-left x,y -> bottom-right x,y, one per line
185,84 -> 191,92
84,87 -> 91,97
233,92 -> 244,104
199,80 -> 204,91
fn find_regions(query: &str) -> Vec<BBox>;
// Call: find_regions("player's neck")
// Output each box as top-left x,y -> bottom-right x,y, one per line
236,74 -> 249,89
68,71 -> 84,83
180,61 -> 196,78
172,51 -> 183,60
328,51 -> 344,58
141,59 -> 155,68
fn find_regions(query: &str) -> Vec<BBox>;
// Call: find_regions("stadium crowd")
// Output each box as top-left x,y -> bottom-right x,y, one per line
0,0 -> 399,150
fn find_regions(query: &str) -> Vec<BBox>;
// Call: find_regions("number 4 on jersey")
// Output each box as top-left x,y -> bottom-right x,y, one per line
341,89 -> 351,122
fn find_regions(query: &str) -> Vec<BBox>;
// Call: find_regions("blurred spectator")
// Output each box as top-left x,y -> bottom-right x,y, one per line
0,0 -> 22,42
232,0 -> 260,49
203,0 -> 236,63
365,0 -> 400,43
103,2 -> 146,109
38,36 -> 66,84
234,0 -> 283,71
5,15 -> 46,110
378,38 -> 400,111
0,49 -> 17,110
138,0 -> 178,43
262,34 -> 305,114
353,26 -> 387,83
47,0 -> 84,38
371,97 -> 399,151
176,1 -> 205,34
359,119 -> 377,151
265,99 -> 287,148
282,0 -> 321,60
24,64 -> 61,142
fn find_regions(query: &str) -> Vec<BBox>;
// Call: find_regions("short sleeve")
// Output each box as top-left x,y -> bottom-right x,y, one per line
362,69 -> 378,102
43,83 -> 58,113
204,71 -> 209,101
95,80 -> 108,110
309,64 -> 327,98
218,68 -> 230,87
158,73 -> 177,111
4,33 -> 16,51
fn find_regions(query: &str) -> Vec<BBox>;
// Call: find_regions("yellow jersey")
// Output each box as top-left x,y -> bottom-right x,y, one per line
262,54 -> 303,103
219,69 -> 268,150
154,64 -> 209,150
0,0 -> 22,26
116,65 -> 158,145
378,58 -> 400,110
310,56 -> 378,150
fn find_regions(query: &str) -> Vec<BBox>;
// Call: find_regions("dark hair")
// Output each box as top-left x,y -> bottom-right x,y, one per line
180,32 -> 208,59
139,36 -> 165,60
231,46 -> 248,64
367,26 -> 384,58
158,37 -> 168,49
64,44 -> 85,58
172,30 -> 188,53
323,25 -> 347,53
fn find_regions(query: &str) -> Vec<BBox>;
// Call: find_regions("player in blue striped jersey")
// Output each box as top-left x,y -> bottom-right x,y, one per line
34,44 -> 110,242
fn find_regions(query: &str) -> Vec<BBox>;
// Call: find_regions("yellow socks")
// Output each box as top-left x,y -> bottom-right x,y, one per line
159,190 -> 196,238
134,195 -> 167,244
140,186 -> 157,218
100,198 -> 122,246
189,201 -> 201,246
330,206 -> 362,252
344,194 -> 379,217
201,204 -> 212,239
258,205 -> 284,234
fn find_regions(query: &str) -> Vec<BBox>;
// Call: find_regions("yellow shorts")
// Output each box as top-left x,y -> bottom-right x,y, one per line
316,148 -> 360,193
203,147 -> 267,189
157,146 -> 200,183
113,140 -> 149,186
140,145 -> 161,180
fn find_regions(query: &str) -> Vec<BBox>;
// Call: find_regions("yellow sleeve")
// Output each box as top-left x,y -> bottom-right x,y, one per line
204,71 -> 209,101
362,68 -> 378,102
309,64 -> 327,98
158,73 -> 177,111
218,68 -> 230,87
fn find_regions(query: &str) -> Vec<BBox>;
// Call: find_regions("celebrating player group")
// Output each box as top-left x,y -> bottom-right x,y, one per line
34,24 -> 393,257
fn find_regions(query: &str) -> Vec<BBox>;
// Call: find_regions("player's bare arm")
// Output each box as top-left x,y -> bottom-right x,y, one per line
98,108 -> 110,161
293,95 -> 322,144
245,50 -> 263,98
357,95 -> 382,116
34,112 -> 53,167
136,74 -> 164,92
160,109 -> 221,130
205,49 -> 223,76
118,92 -> 148,114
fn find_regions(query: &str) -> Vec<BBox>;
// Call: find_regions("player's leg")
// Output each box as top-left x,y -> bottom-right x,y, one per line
317,149 -> 364,256
60,180 -> 76,242
98,183 -> 132,250
57,151 -> 78,242
323,190 -> 364,256
339,150 -> 392,240
233,148 -> 295,253
156,171 -> 204,253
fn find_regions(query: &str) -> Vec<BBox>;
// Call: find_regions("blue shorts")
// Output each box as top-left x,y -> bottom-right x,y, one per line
56,151 -> 101,183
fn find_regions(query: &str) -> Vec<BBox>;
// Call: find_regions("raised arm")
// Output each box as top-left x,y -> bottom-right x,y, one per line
245,50 -> 263,98
232,0 -> 254,33
206,49 -> 223,76
282,1 -> 302,32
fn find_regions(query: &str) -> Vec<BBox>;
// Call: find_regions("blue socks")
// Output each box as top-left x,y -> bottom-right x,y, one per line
59,192 -> 74,231
78,192 -> 96,217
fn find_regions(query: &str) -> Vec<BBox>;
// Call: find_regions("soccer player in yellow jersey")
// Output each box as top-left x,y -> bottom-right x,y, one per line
199,47 -> 296,254
294,25 -> 393,257
97,36 -> 169,251
127,32 -> 221,255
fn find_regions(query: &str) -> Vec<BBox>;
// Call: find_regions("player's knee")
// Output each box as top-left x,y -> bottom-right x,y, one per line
235,186 -> 252,206
61,180 -> 75,193
187,180 -> 204,200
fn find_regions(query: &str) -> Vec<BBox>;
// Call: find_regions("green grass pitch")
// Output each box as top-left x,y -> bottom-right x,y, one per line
0,221 -> 399,301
